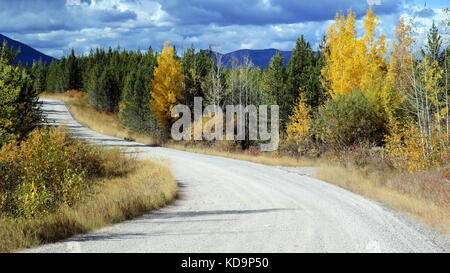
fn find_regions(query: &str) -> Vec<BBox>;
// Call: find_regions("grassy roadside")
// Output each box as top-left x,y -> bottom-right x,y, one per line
164,142 -> 317,167
0,120 -> 177,252
40,92 -> 315,167
316,162 -> 450,236
0,156 -> 176,253
41,91 -> 161,146
40,92 -> 449,236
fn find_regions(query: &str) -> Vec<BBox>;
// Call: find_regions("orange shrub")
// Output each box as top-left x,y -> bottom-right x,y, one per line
66,89 -> 86,101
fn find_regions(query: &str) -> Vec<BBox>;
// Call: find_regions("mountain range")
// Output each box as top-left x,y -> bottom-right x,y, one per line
0,33 -> 292,68
212,49 -> 292,69
0,34 -> 58,65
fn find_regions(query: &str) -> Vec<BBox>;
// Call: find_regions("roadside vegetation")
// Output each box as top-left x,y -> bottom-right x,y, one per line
41,90 -> 161,146
0,128 -> 176,252
4,6 -> 449,237
0,45 -> 176,252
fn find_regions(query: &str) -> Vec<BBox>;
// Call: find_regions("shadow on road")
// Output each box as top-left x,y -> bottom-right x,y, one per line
65,208 -> 297,243
147,208 -> 297,219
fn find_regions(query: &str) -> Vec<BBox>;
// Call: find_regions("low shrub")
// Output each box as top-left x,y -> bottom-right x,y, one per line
0,126 -> 132,218
312,90 -> 388,152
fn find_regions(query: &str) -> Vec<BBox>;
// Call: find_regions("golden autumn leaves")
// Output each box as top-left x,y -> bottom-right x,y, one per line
321,6 -> 387,99
151,41 -> 184,132
286,6 -> 448,172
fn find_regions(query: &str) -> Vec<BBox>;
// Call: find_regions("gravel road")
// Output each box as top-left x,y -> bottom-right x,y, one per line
24,98 -> 449,253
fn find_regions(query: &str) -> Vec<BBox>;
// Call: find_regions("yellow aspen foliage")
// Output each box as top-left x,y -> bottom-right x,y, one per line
358,6 -> 387,88
321,8 -> 357,98
421,57 -> 445,125
286,92 -> 312,153
385,121 -> 447,173
374,18 -> 413,123
385,54 -> 447,173
151,41 -> 184,132
322,6 -> 387,98
386,18 -> 413,97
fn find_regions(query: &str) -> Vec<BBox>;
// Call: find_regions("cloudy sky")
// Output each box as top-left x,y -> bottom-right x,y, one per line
0,0 -> 448,58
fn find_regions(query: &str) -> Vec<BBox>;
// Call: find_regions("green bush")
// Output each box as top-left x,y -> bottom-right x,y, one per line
0,43 -> 41,145
312,90 -> 388,151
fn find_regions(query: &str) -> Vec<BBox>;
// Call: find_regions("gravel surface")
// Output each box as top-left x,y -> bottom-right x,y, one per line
24,99 -> 449,253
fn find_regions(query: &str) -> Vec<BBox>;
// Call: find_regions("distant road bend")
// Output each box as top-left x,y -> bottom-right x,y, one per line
26,98 -> 448,253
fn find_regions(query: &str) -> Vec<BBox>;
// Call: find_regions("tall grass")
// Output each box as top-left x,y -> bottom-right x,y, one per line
315,150 -> 450,235
41,91 -> 160,146
0,125 -> 176,252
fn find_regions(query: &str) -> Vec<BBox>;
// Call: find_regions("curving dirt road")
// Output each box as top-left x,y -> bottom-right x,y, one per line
25,98 -> 448,253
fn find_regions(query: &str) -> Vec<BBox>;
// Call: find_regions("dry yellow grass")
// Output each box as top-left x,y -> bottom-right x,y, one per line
40,92 -> 160,146
40,92 -> 314,167
0,159 -> 177,252
165,142 -> 317,167
316,163 -> 450,235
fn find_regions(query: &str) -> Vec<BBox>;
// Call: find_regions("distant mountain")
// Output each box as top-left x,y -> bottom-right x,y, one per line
212,49 -> 292,69
0,34 -> 58,66
0,34 -> 290,69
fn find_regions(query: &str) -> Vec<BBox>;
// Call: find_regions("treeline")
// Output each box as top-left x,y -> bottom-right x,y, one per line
33,47 -> 161,135
29,35 -> 325,138
20,6 -> 449,172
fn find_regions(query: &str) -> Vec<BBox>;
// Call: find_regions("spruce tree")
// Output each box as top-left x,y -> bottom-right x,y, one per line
67,48 -> 82,90
119,48 -> 159,135
422,22 -> 442,63
46,60 -> 59,93
260,51 -> 286,105
31,58 -> 47,94
0,48 -> 41,145
283,36 -> 315,128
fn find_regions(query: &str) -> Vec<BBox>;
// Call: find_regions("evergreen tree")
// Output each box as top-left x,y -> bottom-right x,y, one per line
46,60 -> 59,93
181,45 -> 197,107
181,46 -> 215,110
0,47 -> 41,145
89,65 -> 120,113
422,22 -> 442,63
31,58 -> 47,94
86,64 -> 103,110
0,40 -> 18,64
59,56 -> 69,92
66,49 -> 82,90
260,51 -> 286,105
283,35 -> 318,129
119,51 -> 159,135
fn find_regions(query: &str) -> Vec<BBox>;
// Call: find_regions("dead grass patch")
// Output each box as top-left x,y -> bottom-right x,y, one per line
316,162 -> 450,235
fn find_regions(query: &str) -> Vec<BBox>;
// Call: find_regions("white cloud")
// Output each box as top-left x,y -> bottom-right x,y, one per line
1,0 -> 447,58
